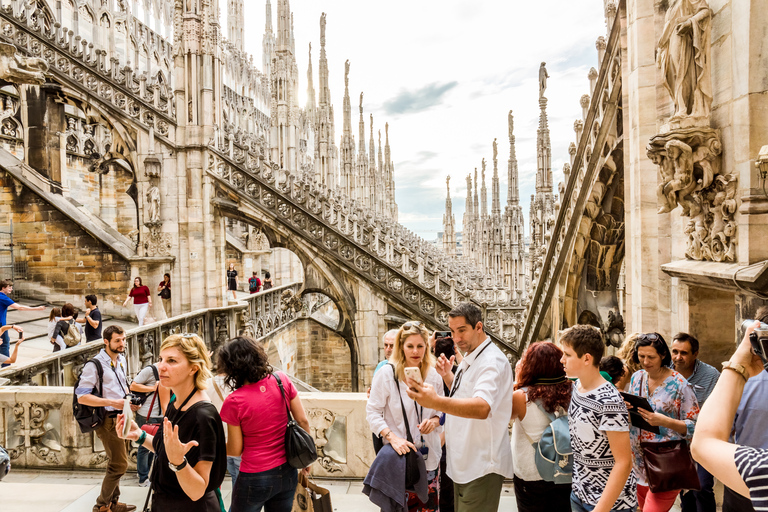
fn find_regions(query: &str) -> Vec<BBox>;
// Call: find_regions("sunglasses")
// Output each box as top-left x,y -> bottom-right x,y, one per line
639,333 -> 661,342
402,321 -> 424,329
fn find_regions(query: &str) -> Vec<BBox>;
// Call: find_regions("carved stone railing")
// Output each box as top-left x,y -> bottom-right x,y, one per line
0,282 -> 302,386
519,13 -> 623,349
0,386 -> 373,477
207,147 -> 524,356
0,5 -> 176,137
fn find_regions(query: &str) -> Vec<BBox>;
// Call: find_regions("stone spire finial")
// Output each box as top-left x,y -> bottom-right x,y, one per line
473,168 -> 479,218
306,43 -> 315,113
465,174 -> 473,217
320,11 -> 326,46
539,62 -> 549,98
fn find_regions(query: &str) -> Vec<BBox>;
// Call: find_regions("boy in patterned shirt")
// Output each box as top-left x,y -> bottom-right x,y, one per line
560,325 -> 637,512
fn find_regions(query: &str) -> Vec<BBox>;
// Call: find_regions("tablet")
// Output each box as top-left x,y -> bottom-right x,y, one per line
620,392 -> 661,434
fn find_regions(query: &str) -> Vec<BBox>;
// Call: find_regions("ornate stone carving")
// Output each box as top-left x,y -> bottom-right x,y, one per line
0,41 -> 47,84
657,0 -> 712,126
538,62 -> 548,98
648,128 -> 736,261
146,185 -> 161,224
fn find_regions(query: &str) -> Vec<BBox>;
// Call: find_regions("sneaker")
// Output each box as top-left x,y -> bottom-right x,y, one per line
110,503 -> 137,512
138,480 -> 150,488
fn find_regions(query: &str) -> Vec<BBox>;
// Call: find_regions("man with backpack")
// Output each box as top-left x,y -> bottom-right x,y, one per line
560,325 -> 637,512
248,272 -> 261,294
75,325 -> 139,512
129,361 -> 168,487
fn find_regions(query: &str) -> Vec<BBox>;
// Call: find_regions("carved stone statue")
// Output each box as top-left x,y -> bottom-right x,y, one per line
661,139 -> 698,216
0,42 -> 48,85
657,0 -> 712,122
538,62 -> 549,98
493,138 -> 498,161
344,60 -> 349,87
508,110 -> 514,138
146,186 -> 161,223
359,92 -> 363,113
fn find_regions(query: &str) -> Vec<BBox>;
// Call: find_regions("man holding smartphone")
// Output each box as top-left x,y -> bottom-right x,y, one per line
406,303 -> 514,511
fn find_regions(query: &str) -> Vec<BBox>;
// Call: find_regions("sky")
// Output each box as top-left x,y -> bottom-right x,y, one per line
231,0 -> 609,240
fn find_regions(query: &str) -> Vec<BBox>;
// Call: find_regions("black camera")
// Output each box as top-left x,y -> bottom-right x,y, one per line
740,320 -> 768,371
127,393 -> 147,407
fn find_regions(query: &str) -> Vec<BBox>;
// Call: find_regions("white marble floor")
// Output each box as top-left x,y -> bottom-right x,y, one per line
1,468 -> 519,511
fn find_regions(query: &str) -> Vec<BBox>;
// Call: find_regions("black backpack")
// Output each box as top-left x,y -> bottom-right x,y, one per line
73,359 -> 105,433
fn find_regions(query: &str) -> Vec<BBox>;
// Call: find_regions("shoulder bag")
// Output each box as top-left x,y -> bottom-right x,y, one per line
390,364 -> 422,491
274,373 -> 318,468
639,372 -> 701,493
73,359 -> 105,433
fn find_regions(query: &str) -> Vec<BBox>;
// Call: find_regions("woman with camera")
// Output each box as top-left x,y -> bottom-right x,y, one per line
691,320 -> 768,512
627,333 -> 699,512
367,321 -> 444,511
511,341 -> 573,512
217,336 -> 311,512
116,333 -> 227,511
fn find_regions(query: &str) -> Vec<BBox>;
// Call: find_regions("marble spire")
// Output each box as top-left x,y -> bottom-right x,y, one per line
262,0 -> 275,78
473,168 -> 479,219
507,110 -> 519,206
480,158 -> 488,217
306,44 -> 315,116
443,176 -> 457,258
340,60 -> 355,196
228,0 -> 245,52
492,138 -> 501,217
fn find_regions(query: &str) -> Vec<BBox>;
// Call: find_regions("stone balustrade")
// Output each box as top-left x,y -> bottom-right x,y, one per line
0,282 -> 303,387
0,386 -> 375,478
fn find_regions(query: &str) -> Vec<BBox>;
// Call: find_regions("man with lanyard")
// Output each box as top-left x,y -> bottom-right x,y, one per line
75,325 -> 139,512
0,280 -> 45,367
368,329 -> 398,454
672,332 -> 720,512
406,302 -> 514,511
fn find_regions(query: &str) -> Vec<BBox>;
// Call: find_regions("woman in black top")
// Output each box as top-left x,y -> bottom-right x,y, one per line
262,271 -> 273,291
226,264 -> 238,301
117,333 -> 226,511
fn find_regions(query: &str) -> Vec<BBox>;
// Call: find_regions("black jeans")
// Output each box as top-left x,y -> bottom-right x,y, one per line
680,463 -> 716,512
514,475 -> 571,512
723,485 -> 756,512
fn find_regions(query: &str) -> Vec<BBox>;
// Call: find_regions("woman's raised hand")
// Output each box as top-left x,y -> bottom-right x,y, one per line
163,417 -> 199,465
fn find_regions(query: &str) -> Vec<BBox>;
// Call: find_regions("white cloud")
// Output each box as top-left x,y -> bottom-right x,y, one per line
235,0 -> 608,238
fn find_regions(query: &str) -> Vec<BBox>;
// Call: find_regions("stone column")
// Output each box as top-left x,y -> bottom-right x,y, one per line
622,0 -> 672,335
24,86 -> 64,185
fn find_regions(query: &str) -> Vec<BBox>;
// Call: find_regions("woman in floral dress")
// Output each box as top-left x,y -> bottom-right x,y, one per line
628,333 -> 700,512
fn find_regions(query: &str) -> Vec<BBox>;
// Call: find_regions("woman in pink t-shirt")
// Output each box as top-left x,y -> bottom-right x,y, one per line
218,337 -> 311,512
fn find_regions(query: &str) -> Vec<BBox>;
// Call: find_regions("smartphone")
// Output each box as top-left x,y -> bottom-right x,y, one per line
403,367 -> 423,385
435,331 -> 451,339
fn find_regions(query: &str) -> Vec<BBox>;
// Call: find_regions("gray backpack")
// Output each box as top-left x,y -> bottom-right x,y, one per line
531,402 -> 573,484
63,320 -> 82,347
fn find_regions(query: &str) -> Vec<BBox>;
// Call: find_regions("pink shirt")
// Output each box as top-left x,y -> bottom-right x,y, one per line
220,371 -> 298,473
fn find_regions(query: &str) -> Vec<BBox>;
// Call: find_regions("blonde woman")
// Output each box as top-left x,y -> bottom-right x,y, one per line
116,333 -> 227,511
367,321 -> 444,511
617,332 -> 642,376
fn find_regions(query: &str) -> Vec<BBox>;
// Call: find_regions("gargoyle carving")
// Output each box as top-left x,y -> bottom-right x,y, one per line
0,42 -> 48,85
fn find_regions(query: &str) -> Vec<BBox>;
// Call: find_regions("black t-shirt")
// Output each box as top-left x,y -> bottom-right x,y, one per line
151,400 -> 226,505
84,308 -> 102,342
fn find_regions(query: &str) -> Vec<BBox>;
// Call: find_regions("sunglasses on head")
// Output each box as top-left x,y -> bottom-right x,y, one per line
402,321 -> 423,329
640,332 -> 661,342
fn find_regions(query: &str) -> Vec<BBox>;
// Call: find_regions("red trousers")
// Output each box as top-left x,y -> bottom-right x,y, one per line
638,485 -> 680,512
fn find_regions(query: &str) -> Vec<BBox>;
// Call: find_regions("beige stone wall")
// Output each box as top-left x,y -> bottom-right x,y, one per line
0,175 -> 131,316
265,318 -> 353,392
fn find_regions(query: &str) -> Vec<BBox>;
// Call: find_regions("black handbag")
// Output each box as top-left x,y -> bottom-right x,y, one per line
641,440 -> 701,493
391,365 -> 422,490
274,373 -> 318,469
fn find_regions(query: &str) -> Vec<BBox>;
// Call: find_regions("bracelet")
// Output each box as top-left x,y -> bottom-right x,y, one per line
137,431 -> 147,445
722,361 -> 749,382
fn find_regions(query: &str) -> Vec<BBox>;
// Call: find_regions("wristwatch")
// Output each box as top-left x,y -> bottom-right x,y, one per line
722,361 -> 749,382
168,457 -> 188,472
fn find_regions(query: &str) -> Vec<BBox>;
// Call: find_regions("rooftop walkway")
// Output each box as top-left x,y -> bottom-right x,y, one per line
2,469 -> 520,511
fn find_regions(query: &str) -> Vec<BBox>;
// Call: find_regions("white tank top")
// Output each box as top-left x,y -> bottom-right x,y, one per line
512,392 -> 559,481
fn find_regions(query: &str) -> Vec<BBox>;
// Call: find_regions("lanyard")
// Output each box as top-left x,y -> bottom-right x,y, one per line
449,341 -> 491,398
108,358 -> 127,396
170,388 -> 198,425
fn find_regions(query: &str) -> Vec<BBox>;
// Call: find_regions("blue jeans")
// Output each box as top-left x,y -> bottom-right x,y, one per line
571,491 -> 637,512
231,462 -> 298,512
1,330 -> 9,367
227,455 -> 242,487
135,414 -> 155,482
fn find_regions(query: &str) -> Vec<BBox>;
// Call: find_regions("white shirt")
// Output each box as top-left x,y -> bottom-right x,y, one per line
444,337 -> 515,484
75,349 -> 129,411
367,364 -> 444,471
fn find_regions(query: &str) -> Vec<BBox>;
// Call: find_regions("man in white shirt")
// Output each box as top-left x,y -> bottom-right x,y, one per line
407,302 -> 515,511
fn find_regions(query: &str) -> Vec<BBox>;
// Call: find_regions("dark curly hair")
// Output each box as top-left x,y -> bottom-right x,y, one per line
514,341 -> 572,414
632,332 -> 672,367
600,355 -> 626,385
216,336 -> 273,391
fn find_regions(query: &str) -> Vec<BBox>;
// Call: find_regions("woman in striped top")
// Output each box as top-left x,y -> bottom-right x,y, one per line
691,321 -> 768,511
